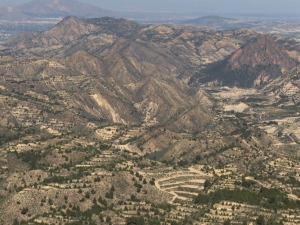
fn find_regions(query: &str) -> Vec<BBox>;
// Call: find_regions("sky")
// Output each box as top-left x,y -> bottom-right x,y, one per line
1,0 -> 300,15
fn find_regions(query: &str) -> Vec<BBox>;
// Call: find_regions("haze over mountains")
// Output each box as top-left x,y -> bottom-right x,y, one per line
182,15 -> 257,30
0,0 -> 113,21
1,0 -> 300,39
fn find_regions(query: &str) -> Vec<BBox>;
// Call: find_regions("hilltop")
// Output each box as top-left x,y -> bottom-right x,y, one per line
190,35 -> 297,87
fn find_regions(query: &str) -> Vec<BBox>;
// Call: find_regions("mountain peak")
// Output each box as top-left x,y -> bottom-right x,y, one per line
191,35 -> 297,88
38,16 -> 98,45
228,35 -> 296,72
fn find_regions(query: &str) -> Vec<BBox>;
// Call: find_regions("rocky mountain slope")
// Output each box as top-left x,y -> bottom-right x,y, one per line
190,35 -> 298,88
263,65 -> 300,104
1,17 -> 221,134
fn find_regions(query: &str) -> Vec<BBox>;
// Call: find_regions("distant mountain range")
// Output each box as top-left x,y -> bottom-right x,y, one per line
182,15 -> 257,30
0,0 -> 114,21
184,15 -> 237,24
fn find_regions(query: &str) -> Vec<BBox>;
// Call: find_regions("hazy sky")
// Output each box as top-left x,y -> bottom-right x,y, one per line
2,0 -> 300,14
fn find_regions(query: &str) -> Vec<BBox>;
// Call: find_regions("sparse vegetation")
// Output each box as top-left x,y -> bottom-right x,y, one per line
195,188 -> 300,210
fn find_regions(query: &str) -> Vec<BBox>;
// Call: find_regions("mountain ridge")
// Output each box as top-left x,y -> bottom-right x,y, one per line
0,16 -> 218,133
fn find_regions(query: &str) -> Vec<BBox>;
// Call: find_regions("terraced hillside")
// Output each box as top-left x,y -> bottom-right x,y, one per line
154,167 -> 212,203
